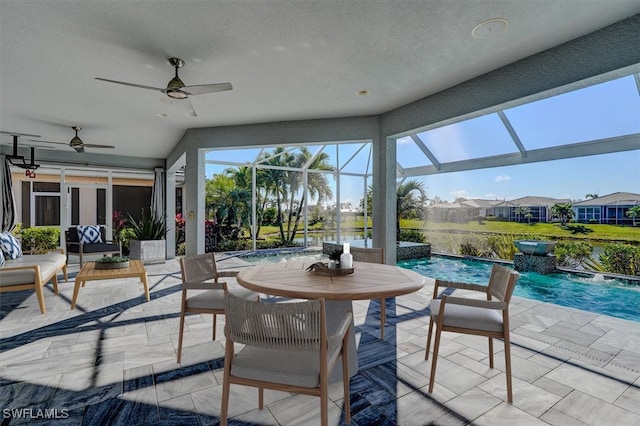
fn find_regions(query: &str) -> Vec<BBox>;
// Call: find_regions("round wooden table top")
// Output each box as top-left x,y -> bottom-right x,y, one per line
236,260 -> 425,301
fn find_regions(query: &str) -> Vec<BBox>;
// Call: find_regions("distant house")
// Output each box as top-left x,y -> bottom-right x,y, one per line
426,199 -> 501,222
573,192 -> 640,224
493,196 -> 571,223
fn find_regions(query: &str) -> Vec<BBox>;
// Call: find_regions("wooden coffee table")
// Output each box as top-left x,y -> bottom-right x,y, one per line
71,260 -> 150,309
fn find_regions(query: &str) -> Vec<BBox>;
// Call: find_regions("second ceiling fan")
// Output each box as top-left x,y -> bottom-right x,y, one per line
95,57 -> 233,117
33,126 -> 115,153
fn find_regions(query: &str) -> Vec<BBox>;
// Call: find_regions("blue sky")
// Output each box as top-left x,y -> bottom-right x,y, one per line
206,74 -> 640,207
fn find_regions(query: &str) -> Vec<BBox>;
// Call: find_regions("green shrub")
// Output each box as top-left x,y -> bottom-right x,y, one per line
116,227 -> 136,254
19,226 -> 60,252
554,241 -> 593,268
459,242 -> 480,257
599,243 -> 640,276
127,210 -> 169,240
398,229 -> 427,243
487,234 -> 518,260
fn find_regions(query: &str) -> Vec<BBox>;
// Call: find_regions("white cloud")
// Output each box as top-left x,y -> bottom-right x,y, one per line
495,174 -> 511,182
449,190 -> 469,199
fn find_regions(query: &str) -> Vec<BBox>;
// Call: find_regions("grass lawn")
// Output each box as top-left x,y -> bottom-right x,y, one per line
404,220 -> 640,243
257,221 -> 640,244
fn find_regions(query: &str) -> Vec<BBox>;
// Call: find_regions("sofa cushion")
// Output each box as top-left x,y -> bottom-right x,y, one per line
0,253 -> 66,287
0,231 -> 22,259
77,225 -> 103,244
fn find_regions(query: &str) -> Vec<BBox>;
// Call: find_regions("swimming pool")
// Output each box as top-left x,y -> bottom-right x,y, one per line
241,251 -> 640,322
399,256 -> 640,323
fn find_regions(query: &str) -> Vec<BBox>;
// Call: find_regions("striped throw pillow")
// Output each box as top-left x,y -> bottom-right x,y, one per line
0,231 -> 22,259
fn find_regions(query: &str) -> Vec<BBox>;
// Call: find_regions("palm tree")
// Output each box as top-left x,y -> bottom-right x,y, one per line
551,203 -> 573,226
258,148 -> 292,242
585,193 -> 599,200
626,205 -> 640,226
396,180 -> 427,241
515,206 -> 532,224
285,148 -> 335,242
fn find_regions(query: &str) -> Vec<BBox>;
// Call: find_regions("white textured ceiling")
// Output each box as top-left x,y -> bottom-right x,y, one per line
1,0 -> 639,160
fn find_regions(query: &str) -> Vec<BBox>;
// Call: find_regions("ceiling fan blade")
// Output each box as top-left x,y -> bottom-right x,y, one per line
83,144 -> 115,149
182,83 -> 233,96
181,98 -> 198,117
30,139 -> 69,146
95,77 -> 166,93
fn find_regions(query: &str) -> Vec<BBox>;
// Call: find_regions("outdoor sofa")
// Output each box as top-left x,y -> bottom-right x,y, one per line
0,248 -> 68,314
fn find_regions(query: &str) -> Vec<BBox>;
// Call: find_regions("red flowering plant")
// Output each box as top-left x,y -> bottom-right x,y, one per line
175,213 -> 186,246
112,211 -> 127,243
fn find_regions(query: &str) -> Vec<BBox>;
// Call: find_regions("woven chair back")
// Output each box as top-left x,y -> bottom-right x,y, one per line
225,294 -> 323,351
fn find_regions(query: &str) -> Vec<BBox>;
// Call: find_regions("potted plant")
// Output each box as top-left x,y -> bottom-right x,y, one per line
95,255 -> 130,270
127,210 -> 169,264
328,248 -> 343,269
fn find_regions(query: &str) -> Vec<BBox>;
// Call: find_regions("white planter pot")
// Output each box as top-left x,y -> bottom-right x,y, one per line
130,239 -> 165,264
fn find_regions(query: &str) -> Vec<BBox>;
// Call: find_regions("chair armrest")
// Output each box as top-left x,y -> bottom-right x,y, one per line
435,279 -> 488,293
183,281 -> 227,291
442,295 -> 506,310
217,270 -> 239,278
66,241 -> 81,248
0,264 -> 39,273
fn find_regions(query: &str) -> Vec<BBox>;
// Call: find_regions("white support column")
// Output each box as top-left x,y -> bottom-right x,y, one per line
165,168 -> 176,259
373,135 -> 396,264
185,148 -> 205,255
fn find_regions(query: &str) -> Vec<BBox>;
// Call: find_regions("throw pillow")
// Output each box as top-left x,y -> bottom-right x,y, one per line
0,248 -> 4,266
0,231 -> 22,259
77,225 -> 103,245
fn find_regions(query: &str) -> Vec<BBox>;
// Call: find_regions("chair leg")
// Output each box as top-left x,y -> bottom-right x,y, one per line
504,335 -> 513,403
177,310 -> 186,363
258,387 -> 264,409
428,322 -> 442,393
380,298 -> 386,340
52,274 -> 60,295
220,348 -> 233,426
212,314 -> 217,340
320,381 -> 328,426
342,344 -> 351,424
62,264 -> 68,282
34,283 -> 46,314
425,316 -> 434,360
488,337 -> 494,368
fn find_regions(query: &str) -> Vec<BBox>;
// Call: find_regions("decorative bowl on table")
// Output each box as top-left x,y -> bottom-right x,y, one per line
95,256 -> 130,269
306,262 -> 354,276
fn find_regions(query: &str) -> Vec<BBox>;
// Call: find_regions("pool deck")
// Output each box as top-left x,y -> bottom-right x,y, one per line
1,257 -> 639,425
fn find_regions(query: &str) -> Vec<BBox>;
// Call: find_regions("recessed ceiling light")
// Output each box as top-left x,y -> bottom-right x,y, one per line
472,18 -> 509,39
356,90 -> 369,96
156,112 -> 169,118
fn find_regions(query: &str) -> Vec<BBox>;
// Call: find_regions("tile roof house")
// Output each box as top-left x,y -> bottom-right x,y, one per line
426,199 -> 502,222
573,192 -> 640,224
493,196 -> 572,223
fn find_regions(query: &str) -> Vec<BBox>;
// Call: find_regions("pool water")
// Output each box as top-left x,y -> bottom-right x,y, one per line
399,256 -> 640,323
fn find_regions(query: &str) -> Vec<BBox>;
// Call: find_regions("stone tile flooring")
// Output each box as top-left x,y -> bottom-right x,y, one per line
1,256 -> 639,425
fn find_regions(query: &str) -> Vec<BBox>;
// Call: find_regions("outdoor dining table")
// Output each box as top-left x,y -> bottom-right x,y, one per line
235,260 -> 426,377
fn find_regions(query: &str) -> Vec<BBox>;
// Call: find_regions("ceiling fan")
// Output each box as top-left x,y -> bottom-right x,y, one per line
32,126 -> 115,153
95,57 -> 232,117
